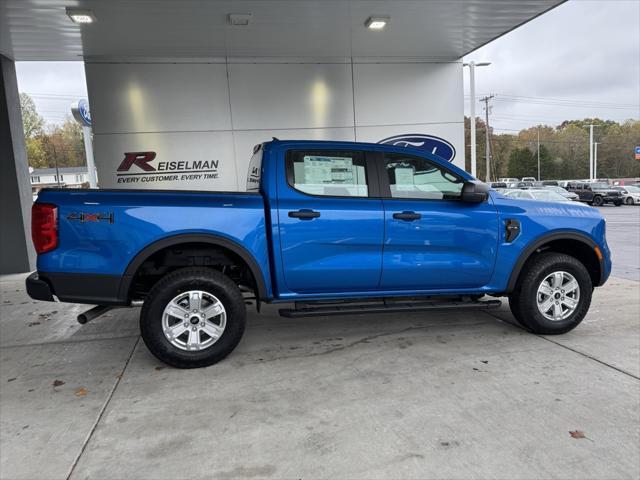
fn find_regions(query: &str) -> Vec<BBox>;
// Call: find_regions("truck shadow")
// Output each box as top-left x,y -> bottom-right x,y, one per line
225,300 -> 528,366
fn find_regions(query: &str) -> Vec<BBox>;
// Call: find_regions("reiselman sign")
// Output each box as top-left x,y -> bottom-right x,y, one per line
101,132 -> 457,191
115,152 -> 221,185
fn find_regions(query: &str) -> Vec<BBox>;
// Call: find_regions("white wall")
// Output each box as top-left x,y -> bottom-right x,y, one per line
86,60 -> 464,191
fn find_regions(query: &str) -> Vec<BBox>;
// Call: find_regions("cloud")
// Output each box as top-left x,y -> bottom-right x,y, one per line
463,0 -> 640,132
15,61 -> 87,126
15,1 -> 639,131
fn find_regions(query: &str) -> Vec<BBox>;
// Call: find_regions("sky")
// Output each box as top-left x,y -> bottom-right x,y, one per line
15,0 -> 640,132
463,0 -> 640,133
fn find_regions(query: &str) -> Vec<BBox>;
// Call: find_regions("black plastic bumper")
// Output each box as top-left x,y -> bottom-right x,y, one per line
25,271 -> 127,305
25,272 -> 55,302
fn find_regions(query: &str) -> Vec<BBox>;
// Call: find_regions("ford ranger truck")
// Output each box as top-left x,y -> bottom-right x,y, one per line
27,140 -> 611,368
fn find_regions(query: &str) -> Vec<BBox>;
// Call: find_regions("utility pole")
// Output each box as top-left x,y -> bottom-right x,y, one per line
480,95 -> 494,182
584,124 -> 603,181
537,128 -> 541,181
588,124 -> 594,180
51,140 -> 61,187
594,142 -> 599,180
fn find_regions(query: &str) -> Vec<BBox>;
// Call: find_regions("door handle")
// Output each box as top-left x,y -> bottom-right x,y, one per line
288,209 -> 320,220
393,211 -> 421,221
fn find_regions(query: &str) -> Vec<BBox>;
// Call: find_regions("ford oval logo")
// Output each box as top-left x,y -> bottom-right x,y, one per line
379,134 -> 456,162
78,99 -> 91,126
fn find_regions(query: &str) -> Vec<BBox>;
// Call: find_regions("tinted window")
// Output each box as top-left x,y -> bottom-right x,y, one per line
384,153 -> 463,200
288,150 -> 368,197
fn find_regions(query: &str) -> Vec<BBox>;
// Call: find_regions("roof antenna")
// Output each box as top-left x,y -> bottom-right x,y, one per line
272,137 -> 279,141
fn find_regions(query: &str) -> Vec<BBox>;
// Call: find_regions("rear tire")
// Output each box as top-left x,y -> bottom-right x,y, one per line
140,268 -> 246,368
508,252 -> 592,335
592,196 -> 604,207
625,197 -> 633,205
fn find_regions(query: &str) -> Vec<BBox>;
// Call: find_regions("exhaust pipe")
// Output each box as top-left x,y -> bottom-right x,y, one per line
77,305 -> 113,325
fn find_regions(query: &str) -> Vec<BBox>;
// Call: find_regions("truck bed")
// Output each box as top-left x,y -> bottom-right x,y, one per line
34,188 -> 270,304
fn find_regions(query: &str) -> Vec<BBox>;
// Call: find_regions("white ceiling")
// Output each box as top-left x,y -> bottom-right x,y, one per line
0,0 -> 564,61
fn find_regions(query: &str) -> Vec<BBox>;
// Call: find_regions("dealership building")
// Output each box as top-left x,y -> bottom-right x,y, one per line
1,0 -> 563,274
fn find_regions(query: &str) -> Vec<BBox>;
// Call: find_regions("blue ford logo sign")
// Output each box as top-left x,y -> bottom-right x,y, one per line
379,134 -> 456,162
71,99 -> 92,127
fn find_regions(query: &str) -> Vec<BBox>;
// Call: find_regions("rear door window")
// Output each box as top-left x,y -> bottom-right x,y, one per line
286,150 -> 369,197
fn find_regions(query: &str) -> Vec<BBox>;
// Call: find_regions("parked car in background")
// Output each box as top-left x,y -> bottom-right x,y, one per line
504,189 -> 573,203
506,181 -> 533,189
612,185 -> 640,205
522,177 -> 537,183
541,180 -> 559,186
499,177 -> 520,183
489,182 -> 507,190
565,182 -> 622,206
543,185 -> 579,201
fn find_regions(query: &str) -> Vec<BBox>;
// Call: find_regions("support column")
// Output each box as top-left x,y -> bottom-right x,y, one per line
0,55 -> 35,273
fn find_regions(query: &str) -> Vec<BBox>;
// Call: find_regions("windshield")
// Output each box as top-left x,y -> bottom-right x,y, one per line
591,183 -> 610,189
530,190 -> 568,202
625,186 -> 640,193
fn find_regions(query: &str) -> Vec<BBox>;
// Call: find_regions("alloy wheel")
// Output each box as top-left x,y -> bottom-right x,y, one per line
536,271 -> 580,321
161,290 -> 227,351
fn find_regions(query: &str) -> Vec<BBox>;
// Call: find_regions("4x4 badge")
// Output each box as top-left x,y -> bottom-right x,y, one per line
66,212 -> 114,224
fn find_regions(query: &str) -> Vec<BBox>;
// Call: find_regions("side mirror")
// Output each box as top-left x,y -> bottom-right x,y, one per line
461,180 -> 489,203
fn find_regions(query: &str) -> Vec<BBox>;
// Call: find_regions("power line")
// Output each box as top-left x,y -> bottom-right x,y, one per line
22,92 -> 87,98
465,93 -> 637,109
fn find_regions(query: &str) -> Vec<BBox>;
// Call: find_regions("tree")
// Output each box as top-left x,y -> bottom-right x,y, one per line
507,147 -> 536,179
558,118 -> 617,136
464,118 -> 638,181
553,124 -> 589,179
19,93 -> 44,139
537,144 -> 555,180
47,120 -> 86,168
25,136 -> 49,169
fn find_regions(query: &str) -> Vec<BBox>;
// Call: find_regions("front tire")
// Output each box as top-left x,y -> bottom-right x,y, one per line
614,200 -> 622,206
508,252 -> 592,335
592,196 -> 604,207
140,268 -> 246,368
625,197 -> 633,205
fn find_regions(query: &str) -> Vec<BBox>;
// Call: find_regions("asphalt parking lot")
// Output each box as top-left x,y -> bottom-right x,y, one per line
601,205 -> 640,282
1,206 -> 639,480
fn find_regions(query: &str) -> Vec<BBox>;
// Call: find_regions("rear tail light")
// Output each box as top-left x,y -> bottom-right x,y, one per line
32,203 -> 58,254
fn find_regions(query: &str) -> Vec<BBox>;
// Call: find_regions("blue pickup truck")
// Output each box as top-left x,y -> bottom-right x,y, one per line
27,140 -> 611,368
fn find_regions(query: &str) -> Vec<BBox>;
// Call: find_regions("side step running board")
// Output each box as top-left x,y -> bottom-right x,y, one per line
279,298 -> 501,318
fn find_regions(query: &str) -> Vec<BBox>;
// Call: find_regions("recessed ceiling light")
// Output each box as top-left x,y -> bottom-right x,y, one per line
66,8 -> 96,24
228,13 -> 252,26
365,16 -> 389,30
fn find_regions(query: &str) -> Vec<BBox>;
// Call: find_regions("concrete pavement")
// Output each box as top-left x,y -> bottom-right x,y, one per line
1,272 -> 638,479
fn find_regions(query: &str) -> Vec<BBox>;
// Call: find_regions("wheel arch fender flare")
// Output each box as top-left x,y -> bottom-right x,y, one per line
506,231 -> 603,293
118,233 -> 268,302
